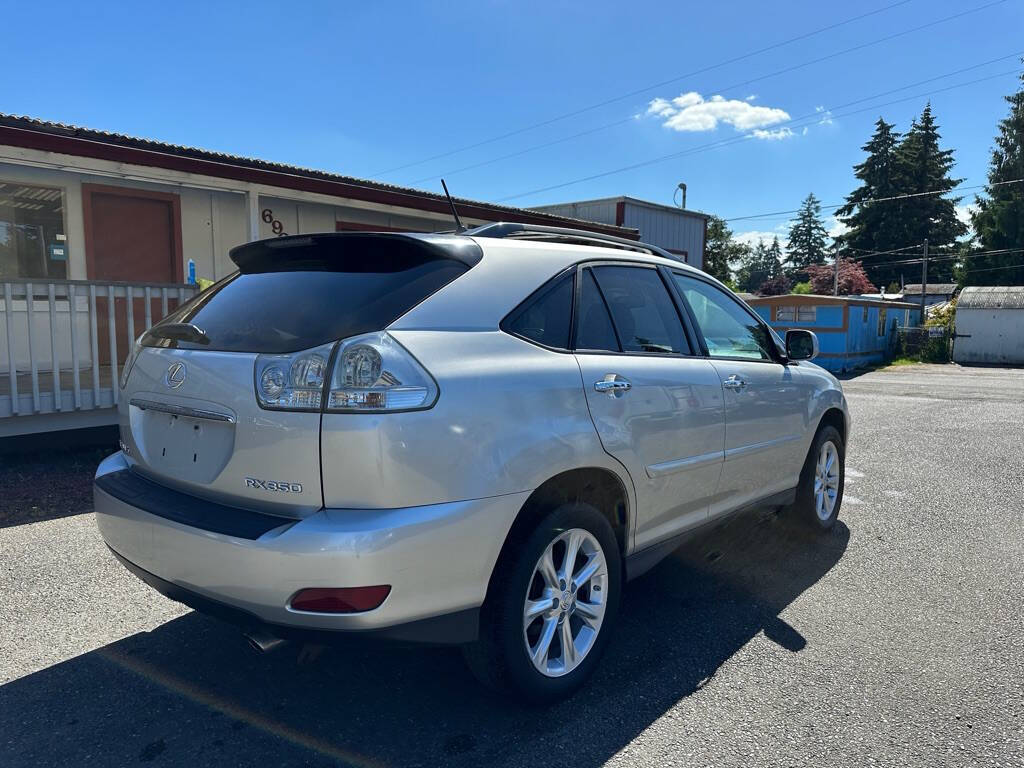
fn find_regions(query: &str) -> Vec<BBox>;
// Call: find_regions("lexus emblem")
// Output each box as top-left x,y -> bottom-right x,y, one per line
165,362 -> 186,389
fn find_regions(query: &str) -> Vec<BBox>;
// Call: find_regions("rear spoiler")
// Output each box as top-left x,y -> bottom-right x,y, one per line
229,232 -> 483,274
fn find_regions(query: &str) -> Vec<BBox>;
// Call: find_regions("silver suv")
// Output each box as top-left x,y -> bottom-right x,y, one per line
95,224 -> 848,702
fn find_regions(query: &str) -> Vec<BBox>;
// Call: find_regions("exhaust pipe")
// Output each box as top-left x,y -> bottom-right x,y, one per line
244,629 -> 288,654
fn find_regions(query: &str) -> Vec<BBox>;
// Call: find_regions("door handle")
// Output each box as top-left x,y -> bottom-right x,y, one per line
723,375 -> 747,390
594,375 -> 631,396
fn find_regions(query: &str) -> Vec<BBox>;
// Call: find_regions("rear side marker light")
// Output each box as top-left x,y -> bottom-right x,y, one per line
289,585 -> 391,614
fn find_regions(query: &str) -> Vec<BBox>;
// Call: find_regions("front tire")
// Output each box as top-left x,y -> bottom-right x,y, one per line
463,502 -> 621,704
793,425 -> 845,531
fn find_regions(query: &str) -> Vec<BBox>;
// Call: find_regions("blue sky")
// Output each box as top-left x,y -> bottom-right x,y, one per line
3,0 -> 1022,246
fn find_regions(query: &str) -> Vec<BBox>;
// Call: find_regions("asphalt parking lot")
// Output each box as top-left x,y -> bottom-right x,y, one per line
2,363 -> 1022,767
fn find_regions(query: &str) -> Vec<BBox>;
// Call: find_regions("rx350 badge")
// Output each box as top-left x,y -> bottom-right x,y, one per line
245,477 -> 303,493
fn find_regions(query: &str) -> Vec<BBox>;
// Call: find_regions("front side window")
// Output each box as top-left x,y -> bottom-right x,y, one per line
0,182 -> 67,279
674,274 -> 776,361
504,272 -> 573,349
590,266 -> 690,354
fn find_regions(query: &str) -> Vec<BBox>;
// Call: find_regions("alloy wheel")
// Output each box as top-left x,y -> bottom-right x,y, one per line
814,439 -> 841,521
522,528 -> 608,677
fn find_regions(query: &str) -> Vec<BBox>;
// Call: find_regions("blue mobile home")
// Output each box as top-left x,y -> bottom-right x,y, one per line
746,295 -> 921,373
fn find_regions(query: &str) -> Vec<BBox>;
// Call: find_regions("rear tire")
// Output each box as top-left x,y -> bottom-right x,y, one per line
792,425 -> 845,531
462,502 -> 621,704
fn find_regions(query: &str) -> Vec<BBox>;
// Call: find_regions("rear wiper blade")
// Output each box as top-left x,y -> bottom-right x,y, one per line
146,322 -> 210,345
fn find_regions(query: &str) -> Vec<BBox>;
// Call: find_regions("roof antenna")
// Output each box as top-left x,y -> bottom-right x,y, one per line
441,179 -> 466,233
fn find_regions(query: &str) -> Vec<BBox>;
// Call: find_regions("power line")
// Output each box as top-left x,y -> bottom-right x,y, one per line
407,49 -> 1024,188
958,260 -> 1024,273
499,69 -> 1023,203
865,247 -> 1024,267
726,177 -> 1024,224
371,0 -> 924,177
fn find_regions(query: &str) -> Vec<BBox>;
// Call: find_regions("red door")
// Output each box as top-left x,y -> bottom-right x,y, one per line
84,185 -> 184,368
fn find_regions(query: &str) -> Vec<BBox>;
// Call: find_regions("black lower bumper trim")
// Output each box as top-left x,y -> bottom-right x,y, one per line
95,469 -> 293,540
109,547 -> 479,646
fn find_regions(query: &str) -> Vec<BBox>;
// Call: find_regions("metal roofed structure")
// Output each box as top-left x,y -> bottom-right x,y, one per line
953,286 -> 1024,365
957,285 -> 1024,309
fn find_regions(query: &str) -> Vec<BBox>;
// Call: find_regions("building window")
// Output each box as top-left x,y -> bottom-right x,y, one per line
797,305 -> 817,322
0,182 -> 67,279
877,307 -> 887,336
776,306 -> 796,322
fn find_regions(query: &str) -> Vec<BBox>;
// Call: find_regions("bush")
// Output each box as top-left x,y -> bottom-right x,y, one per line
793,281 -> 812,294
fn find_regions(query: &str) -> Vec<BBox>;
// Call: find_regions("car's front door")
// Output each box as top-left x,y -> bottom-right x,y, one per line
573,264 -> 725,551
671,274 -> 809,515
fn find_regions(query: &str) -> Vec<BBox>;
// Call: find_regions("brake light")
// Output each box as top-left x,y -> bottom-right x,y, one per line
290,585 -> 391,613
326,332 -> 437,412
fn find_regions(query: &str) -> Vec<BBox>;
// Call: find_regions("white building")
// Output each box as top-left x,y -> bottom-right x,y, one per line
952,286 -> 1024,366
0,114 -> 637,436
532,195 -> 708,270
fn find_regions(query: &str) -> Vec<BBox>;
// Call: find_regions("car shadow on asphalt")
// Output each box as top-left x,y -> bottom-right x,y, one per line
1,508 -> 849,767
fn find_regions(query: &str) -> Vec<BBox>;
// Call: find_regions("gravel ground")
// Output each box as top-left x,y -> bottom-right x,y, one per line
1,363 -> 1022,767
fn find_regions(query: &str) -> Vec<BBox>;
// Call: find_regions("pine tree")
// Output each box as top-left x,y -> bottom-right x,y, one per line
736,237 -> 784,292
702,215 -> 750,283
785,193 -> 829,275
766,236 -> 784,279
893,104 -> 966,283
965,69 -> 1024,286
835,118 -> 906,264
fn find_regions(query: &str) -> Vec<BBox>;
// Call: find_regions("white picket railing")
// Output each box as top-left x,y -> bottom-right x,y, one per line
1,279 -> 198,426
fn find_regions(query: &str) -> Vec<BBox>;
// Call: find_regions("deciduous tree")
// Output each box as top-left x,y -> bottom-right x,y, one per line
806,258 -> 876,295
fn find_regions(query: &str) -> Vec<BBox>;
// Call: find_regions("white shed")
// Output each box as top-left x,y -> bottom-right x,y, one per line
953,286 -> 1024,365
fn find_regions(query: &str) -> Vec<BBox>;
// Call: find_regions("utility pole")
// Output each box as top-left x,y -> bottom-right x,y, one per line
833,255 -> 839,296
920,238 -> 929,326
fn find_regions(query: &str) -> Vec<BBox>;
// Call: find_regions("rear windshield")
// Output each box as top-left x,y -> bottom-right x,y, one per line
145,239 -> 470,353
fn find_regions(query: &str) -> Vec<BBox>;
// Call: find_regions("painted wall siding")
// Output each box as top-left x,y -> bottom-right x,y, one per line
754,299 -> 919,373
535,201 -> 620,229
620,204 -> 705,269
953,309 -> 1024,364
533,199 -> 706,270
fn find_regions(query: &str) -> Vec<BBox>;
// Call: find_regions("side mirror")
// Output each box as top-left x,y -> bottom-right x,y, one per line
785,329 -> 819,361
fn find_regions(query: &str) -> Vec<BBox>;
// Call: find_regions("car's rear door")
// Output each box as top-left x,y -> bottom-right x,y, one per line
670,273 -> 808,514
573,263 -> 725,551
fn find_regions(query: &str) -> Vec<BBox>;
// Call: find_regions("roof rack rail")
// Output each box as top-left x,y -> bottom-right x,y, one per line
464,222 -> 682,263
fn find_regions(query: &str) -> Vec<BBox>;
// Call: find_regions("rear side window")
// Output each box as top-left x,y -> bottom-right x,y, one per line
145,239 -> 469,353
504,272 -> 573,349
575,268 -> 620,352
591,266 -> 690,354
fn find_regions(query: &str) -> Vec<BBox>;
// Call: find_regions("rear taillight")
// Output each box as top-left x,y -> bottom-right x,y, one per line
290,585 -> 391,613
253,332 -> 436,413
254,342 -> 333,410
326,332 -> 437,413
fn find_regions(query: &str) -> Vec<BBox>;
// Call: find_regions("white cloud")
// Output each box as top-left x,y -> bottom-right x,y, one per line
815,105 -> 834,126
734,230 -> 787,252
826,215 -> 848,239
647,91 -> 791,137
751,127 -> 795,141
955,203 -> 976,229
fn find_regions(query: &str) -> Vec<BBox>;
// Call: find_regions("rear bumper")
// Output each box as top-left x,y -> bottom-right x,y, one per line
94,452 -> 527,643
